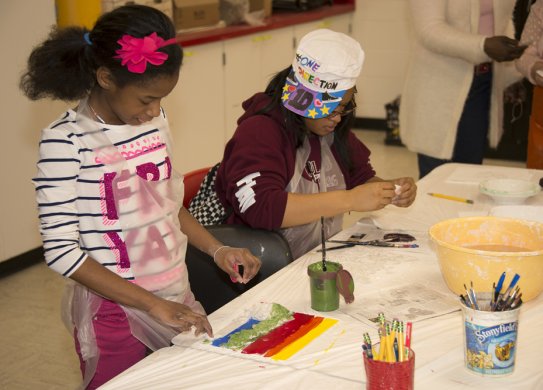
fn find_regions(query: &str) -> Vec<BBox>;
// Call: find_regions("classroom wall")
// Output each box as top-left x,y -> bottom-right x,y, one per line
0,0 -> 68,263
0,0 -> 410,264
352,0 -> 412,119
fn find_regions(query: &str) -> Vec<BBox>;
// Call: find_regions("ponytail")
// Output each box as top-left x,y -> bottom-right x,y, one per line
20,5 -> 182,102
20,27 -> 96,101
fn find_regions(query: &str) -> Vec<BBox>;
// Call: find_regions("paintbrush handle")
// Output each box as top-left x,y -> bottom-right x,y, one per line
328,240 -> 418,248
317,244 -> 354,252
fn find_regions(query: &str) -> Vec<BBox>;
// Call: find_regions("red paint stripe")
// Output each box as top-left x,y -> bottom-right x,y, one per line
241,313 -> 314,355
264,316 -> 324,357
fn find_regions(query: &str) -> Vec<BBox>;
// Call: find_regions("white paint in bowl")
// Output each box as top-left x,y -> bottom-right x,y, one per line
479,179 -> 540,205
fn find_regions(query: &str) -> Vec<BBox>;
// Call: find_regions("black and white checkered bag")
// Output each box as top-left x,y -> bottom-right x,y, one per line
188,163 -> 230,226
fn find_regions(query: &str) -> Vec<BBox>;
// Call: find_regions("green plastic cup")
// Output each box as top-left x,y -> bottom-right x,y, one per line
308,261 -> 342,311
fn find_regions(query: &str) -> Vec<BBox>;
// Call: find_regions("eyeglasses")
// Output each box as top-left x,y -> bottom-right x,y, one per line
327,99 -> 357,119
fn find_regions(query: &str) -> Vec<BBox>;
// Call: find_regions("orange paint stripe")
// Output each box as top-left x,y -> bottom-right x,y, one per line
270,318 -> 337,361
264,316 -> 324,357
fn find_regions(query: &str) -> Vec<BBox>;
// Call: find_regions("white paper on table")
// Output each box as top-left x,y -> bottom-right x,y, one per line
445,165 -> 534,184
369,201 -> 488,232
347,283 -> 460,324
315,225 -> 459,324
370,205 -> 441,232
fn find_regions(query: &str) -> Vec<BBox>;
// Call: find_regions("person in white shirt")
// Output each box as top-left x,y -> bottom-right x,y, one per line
401,0 -> 526,178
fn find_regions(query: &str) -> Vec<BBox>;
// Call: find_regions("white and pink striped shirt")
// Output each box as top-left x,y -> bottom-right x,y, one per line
33,109 -> 185,294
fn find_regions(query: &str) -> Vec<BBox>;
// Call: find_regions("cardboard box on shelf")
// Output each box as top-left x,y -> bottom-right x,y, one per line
173,0 -> 220,30
101,0 -> 173,20
249,0 -> 272,17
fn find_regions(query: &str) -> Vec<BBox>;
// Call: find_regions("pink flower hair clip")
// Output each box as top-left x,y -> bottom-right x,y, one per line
115,32 -> 178,74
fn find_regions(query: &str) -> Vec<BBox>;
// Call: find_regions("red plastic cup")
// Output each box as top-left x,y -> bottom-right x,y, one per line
363,349 -> 415,390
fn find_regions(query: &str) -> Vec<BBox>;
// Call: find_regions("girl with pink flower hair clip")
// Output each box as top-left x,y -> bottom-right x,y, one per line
20,4 -> 261,389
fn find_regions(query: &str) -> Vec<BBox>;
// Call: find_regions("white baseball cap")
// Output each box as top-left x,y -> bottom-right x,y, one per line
282,29 -> 364,119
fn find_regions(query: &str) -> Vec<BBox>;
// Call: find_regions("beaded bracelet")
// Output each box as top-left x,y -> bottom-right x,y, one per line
213,245 -> 230,263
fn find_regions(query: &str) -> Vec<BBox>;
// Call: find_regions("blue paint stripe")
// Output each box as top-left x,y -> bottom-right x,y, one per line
211,318 -> 261,347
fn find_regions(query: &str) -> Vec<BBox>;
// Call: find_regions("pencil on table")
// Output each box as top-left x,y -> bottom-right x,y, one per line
427,192 -> 474,204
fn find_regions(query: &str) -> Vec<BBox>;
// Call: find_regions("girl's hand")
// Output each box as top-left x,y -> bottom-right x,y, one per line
349,181 -> 396,212
390,177 -> 417,207
148,298 -> 213,337
214,246 -> 261,284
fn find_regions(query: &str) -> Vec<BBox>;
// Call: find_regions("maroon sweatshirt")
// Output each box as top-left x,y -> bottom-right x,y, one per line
215,92 -> 376,230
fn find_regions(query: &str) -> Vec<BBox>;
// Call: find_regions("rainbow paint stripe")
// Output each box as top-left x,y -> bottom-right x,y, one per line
212,311 -> 338,361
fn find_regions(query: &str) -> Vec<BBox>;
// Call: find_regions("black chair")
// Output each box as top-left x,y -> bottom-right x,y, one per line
186,224 -> 293,314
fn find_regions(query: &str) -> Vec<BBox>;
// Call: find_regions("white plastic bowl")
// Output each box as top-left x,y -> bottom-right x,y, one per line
479,179 -> 540,205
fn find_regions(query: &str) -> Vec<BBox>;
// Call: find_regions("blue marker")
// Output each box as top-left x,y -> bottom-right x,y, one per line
503,273 -> 521,296
495,272 -> 506,298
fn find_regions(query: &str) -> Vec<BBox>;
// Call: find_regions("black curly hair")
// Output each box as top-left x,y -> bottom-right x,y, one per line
20,4 -> 182,101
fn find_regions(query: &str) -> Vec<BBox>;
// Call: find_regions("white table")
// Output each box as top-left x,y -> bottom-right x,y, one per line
100,163 -> 543,390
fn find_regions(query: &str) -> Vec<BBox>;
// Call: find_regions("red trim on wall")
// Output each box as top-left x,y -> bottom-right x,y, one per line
177,4 -> 355,47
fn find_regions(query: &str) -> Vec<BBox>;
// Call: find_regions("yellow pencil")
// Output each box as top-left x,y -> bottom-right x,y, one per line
377,327 -> 386,361
390,320 -> 396,341
427,192 -> 474,204
386,323 -> 394,362
390,321 -> 397,362
398,323 -> 405,363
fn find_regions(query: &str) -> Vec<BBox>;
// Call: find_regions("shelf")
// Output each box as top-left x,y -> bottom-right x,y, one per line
177,4 -> 355,47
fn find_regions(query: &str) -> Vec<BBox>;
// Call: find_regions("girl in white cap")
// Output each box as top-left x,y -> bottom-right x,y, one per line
214,29 -> 417,259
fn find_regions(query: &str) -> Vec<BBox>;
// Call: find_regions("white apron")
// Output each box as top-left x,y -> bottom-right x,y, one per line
63,100 -> 204,388
281,134 -> 346,259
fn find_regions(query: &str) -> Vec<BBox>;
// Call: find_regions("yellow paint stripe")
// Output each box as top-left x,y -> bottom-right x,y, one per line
270,318 -> 338,361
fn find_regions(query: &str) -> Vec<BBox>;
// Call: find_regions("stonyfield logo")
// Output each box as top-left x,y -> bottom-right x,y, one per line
475,322 -> 517,343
